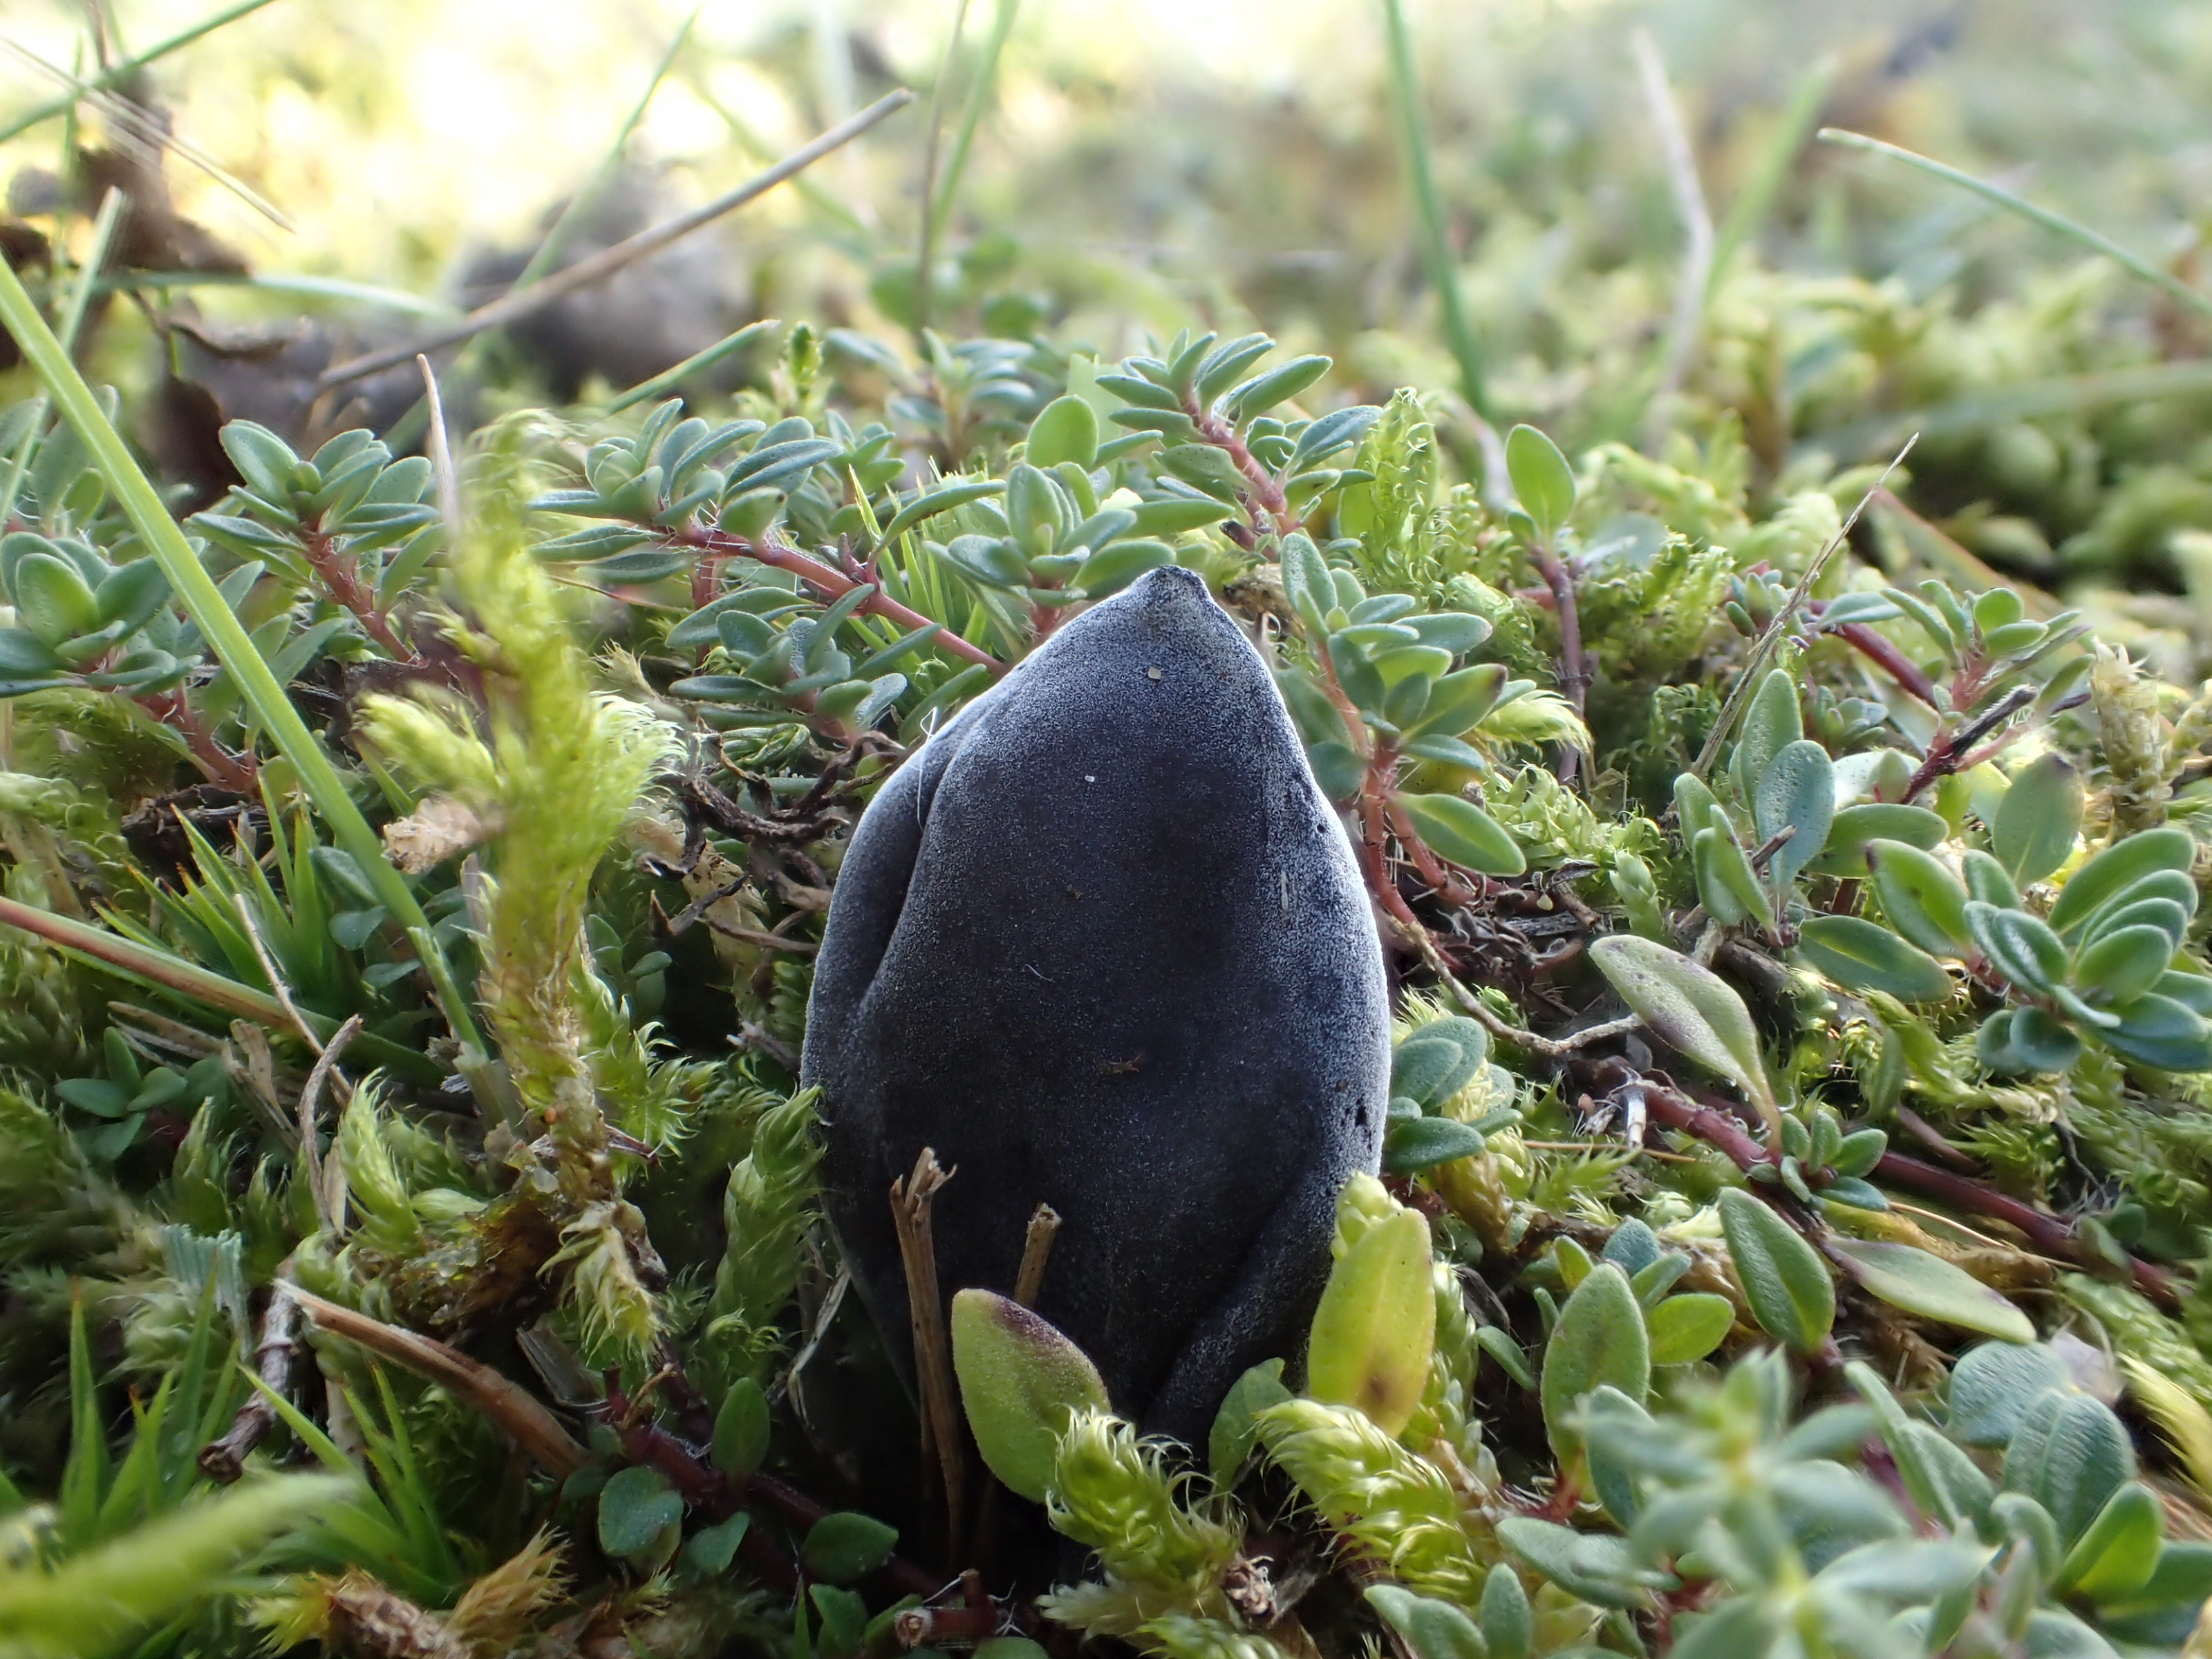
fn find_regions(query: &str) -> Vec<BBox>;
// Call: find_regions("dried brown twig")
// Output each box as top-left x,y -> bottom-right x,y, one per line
1014,1203 -> 1060,1307
296,1013 -> 361,1231
318,91 -> 916,389
1413,926 -> 1642,1058
891,1147 -> 968,1559
288,1288 -> 592,1477
199,1279 -> 302,1481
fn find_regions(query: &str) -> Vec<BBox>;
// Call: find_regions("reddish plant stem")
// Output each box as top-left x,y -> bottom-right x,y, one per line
1190,404 -> 1293,544
1306,652 -> 1425,932
1606,1066 -> 2175,1303
1895,1106 -> 1980,1174
679,527 -> 1005,675
1589,1060 -> 1772,1170
689,549 -> 726,615
1359,787 -> 1425,932
1385,797 -> 1482,909
135,687 -> 256,791
1530,546 -> 1584,785
301,526 -> 418,662
1832,621 -> 1940,709
1873,1150 -> 2179,1307
605,1378 -> 944,1599
1900,683 -> 2034,803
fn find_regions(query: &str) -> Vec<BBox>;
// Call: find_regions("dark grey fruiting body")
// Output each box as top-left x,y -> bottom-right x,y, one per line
801,565 -> 1389,1443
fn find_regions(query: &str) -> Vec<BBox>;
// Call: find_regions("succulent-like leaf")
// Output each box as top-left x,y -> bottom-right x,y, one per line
1755,738 -> 1835,890
1866,840 -> 1973,957
1992,754 -> 2083,886
1828,1238 -> 2035,1343
1965,902 -> 2068,997
1504,425 -> 1575,538
1208,1359 -> 1292,1489
1396,792 -> 1526,876
1797,915 -> 1954,1002
950,1289 -> 1111,1503
1693,825 -> 1768,928
1644,1293 -> 1736,1365
1025,395 -> 1100,469
1308,1207 -> 1436,1436
1365,1585 -> 1489,1659
1733,669 -> 1805,801
1541,1262 -> 1649,1461
2055,1481 -> 2163,1600
801,1511 -> 900,1584
598,1465 -> 684,1562
2048,827 -> 2197,938
1590,937 -> 1778,1133
713,1376 -> 771,1478
1718,1189 -> 1835,1354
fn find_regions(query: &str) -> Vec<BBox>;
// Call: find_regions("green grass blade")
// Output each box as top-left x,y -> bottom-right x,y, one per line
607,317 -> 780,413
1382,0 -> 1488,418
0,1472 -> 353,1659
0,185 -> 127,528
930,0 -> 1020,238
688,75 -> 865,233
161,1277 -> 227,1503
93,1381 -> 171,1538
1812,357 -> 2212,457
1819,126 -> 2212,320
98,270 -> 459,317
0,0 -> 285,146
0,250 -> 485,1058
60,1292 -> 112,1539
1707,56 -> 1834,304
509,4 -> 702,294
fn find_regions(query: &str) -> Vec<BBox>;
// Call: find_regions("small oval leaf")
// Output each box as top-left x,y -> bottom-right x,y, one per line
1718,1188 -> 1835,1355
1644,1293 -> 1736,1366
1396,792 -> 1526,877
1504,425 -> 1576,538
1993,753 -> 2084,887
1828,1238 -> 2035,1344
1024,395 -> 1100,469
950,1289 -> 1110,1503
1541,1262 -> 1650,1462
1308,1208 -> 1437,1437
1589,936 -> 1777,1132
1796,915 -> 1955,1003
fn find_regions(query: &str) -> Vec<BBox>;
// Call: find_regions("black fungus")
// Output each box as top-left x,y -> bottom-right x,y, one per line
802,565 -> 1389,1443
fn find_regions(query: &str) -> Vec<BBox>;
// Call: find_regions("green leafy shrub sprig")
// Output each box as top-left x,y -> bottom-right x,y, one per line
12,171 -> 2212,1659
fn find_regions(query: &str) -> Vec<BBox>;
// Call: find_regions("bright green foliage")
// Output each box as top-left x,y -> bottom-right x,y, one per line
1036,1411 -> 1244,1638
1306,1205 -> 1436,1436
1255,1398 -> 1492,1603
11,12 -> 2212,1656
950,1289 -> 1111,1502
697,1085 -> 824,1394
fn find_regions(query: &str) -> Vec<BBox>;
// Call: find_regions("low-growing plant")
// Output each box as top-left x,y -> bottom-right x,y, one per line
15,6 -> 2212,1657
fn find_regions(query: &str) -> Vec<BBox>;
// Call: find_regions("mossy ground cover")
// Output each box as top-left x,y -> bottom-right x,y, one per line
10,3 -> 2212,1656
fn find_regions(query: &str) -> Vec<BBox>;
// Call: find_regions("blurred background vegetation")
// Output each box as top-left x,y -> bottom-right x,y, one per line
10,0 -> 2212,656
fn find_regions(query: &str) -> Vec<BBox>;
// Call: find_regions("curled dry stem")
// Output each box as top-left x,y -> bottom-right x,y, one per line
1414,926 -> 1642,1058
289,1287 -> 592,1476
296,1013 -> 362,1231
199,1276 -> 301,1482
